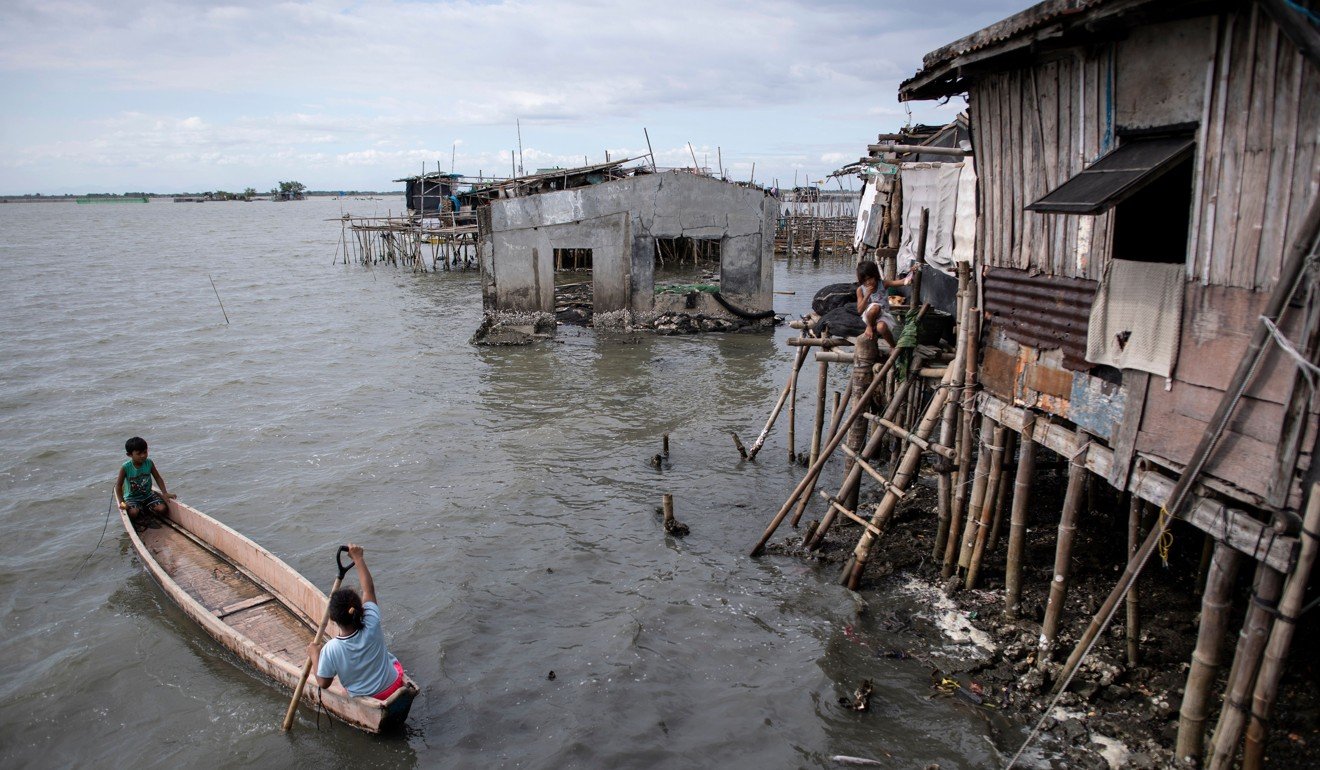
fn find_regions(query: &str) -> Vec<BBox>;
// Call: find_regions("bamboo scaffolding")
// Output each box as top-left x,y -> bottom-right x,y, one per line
844,338 -> 882,509
747,344 -> 811,460
935,263 -> 972,559
806,352 -> 930,551
791,386 -> 850,528
985,430 -> 1017,554
944,307 -> 981,576
839,364 -> 957,589
954,415 -> 995,572
751,307 -> 929,557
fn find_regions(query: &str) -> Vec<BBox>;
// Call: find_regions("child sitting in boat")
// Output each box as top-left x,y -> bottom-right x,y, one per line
306,544 -> 407,700
114,436 -> 176,531
855,260 -> 912,347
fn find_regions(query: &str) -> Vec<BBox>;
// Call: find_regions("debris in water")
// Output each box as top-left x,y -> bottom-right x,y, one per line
547,671 -> 556,681
840,679 -> 874,711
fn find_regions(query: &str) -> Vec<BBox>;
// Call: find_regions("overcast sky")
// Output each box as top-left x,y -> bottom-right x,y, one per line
0,0 -> 1025,195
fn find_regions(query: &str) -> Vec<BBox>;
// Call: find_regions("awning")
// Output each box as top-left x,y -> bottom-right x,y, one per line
1026,136 -> 1194,215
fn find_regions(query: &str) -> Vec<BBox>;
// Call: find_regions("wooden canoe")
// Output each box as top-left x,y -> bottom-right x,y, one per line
121,498 -> 419,733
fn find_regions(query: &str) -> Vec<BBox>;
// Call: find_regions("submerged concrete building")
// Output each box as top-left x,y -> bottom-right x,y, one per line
477,169 -> 778,325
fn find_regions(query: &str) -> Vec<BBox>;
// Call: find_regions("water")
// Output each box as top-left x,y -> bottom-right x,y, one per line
0,199 -> 1014,768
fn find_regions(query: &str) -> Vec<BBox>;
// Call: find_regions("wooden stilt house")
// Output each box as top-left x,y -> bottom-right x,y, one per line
895,0 -> 1320,764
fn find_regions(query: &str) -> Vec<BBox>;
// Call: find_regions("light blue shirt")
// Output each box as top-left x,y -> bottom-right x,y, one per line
316,602 -> 398,697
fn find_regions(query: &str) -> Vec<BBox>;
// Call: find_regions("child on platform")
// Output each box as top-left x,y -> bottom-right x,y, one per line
855,260 -> 912,347
306,544 -> 408,700
115,436 -> 176,531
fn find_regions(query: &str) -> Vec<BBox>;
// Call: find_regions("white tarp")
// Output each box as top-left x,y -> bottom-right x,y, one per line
896,161 -> 976,275
852,179 -> 883,251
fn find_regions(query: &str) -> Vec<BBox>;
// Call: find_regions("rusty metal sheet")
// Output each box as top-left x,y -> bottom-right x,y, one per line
980,345 -> 1020,401
983,267 -> 1097,369
1027,364 -> 1074,399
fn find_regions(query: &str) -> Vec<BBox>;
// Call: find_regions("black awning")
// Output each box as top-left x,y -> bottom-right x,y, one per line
1026,136 -> 1195,215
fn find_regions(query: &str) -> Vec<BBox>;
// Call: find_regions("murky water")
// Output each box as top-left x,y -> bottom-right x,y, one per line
0,199 -> 1018,768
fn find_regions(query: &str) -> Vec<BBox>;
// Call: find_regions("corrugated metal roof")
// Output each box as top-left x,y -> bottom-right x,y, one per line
983,267 -> 1097,369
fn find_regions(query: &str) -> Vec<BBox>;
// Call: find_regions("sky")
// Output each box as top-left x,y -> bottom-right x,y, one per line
0,0 -> 1027,195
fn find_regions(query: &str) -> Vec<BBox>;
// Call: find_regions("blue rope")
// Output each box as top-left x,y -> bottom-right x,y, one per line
1285,0 -> 1320,26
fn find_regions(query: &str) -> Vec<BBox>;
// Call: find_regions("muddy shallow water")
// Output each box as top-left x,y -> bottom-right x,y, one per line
0,198 -> 1030,768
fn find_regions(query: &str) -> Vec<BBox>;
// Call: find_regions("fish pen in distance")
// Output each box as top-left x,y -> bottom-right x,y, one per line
335,210 -> 480,272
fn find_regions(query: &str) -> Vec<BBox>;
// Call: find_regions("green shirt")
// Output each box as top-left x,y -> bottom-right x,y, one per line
122,458 -> 155,501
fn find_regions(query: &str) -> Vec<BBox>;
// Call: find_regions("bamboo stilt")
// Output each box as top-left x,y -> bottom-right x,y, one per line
1003,415 -> 1037,618
966,422 -> 1008,589
955,414 -> 995,572
788,355 -> 799,463
1176,541 -> 1242,762
944,307 -> 981,576
1205,563 -> 1284,770
843,337 -> 881,510
1242,485 -> 1320,769
1125,496 -> 1146,666
986,431 -> 1017,554
934,266 -> 971,559
790,385 -> 847,529
1037,451 -> 1089,667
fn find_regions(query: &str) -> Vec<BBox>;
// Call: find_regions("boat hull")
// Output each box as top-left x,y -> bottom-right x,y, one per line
121,499 -> 418,733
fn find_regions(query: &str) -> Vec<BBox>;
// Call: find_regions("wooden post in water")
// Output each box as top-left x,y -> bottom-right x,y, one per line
1176,541 -> 1242,762
985,431 -> 1017,554
748,344 -> 810,460
1003,415 -> 1036,618
1037,449 -> 1089,668
810,360 -> 828,466
934,263 -> 971,559
944,307 -> 981,576
843,337 -> 880,510
1205,562 -> 1284,770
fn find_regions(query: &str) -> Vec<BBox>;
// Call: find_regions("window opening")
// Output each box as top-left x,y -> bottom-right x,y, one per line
1111,153 -> 1194,264
553,248 -> 593,326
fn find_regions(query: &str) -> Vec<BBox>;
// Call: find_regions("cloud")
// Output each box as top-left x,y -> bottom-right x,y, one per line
0,0 -> 1025,192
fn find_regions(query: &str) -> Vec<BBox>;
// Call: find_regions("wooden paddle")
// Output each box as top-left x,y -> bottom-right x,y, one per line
282,545 -> 354,732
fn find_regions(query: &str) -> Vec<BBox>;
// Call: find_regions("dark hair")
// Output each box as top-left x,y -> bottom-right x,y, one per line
856,260 -> 880,284
329,588 -> 365,632
125,437 -> 148,454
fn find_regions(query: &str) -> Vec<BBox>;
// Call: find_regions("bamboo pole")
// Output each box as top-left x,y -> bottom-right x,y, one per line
1242,485 -> 1320,769
944,307 -> 981,576
986,431 -> 1017,554
934,263 -> 971,559
955,415 -> 995,572
810,360 -> 828,466
840,445 -> 907,499
840,364 -> 957,589
843,338 -> 881,509
864,415 -> 957,459
1037,450 -> 1089,668
750,312 -> 925,557
1176,541 -> 1242,762
1125,496 -> 1146,666
747,344 -> 810,460
1003,415 -> 1037,618
1205,563 -> 1284,770
966,422 -> 1008,589
788,355 -> 799,463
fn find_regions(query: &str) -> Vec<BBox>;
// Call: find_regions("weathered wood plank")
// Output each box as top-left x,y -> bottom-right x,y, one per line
214,593 -> 276,619
1210,8 -> 1255,286
1230,8 -> 1276,289
1281,55 -> 1320,291
1256,30 -> 1302,290
1109,370 -> 1150,487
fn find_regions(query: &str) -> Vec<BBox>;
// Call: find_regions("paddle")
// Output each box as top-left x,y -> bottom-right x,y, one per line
282,545 -> 354,732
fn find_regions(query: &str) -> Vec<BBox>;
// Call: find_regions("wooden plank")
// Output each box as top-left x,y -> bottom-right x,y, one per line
1211,8 -> 1255,286
1187,14 -> 1222,284
1257,29 -> 1302,290
214,593 -> 276,619
978,393 -> 1298,571
1067,370 -> 1125,442
1230,8 -> 1277,289
1109,370 -> 1150,487
1176,282 -> 1311,404
1281,55 -> 1320,291
1197,13 -> 1235,284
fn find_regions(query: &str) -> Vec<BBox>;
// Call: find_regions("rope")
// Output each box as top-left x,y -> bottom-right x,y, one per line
1157,506 -> 1175,568
1259,315 -> 1320,389
50,497 -> 115,599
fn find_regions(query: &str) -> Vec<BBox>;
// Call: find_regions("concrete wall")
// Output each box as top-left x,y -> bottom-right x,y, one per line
485,172 -> 774,314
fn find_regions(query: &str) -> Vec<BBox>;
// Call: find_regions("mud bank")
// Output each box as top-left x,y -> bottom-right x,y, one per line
770,466 -> 1319,768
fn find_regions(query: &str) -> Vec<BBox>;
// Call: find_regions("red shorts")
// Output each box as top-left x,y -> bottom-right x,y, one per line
372,660 -> 405,701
